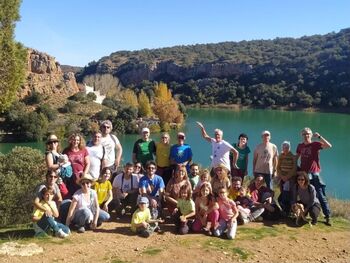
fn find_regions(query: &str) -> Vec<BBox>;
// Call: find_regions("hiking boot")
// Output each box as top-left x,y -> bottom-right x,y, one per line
77,226 -> 85,233
325,217 -> 332,226
56,229 -> 68,238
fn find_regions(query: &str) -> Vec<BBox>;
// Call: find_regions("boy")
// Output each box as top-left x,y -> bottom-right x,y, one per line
131,197 -> 164,238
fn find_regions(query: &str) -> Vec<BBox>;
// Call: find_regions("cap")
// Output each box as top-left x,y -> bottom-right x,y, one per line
138,196 -> 149,205
141,127 -> 150,133
177,132 -> 185,137
261,130 -> 271,136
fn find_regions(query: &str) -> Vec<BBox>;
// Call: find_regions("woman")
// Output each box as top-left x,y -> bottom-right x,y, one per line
156,132 -> 172,186
63,133 -> 90,195
291,171 -> 321,225
65,173 -> 110,233
231,133 -> 250,182
211,164 -> 231,196
164,165 -> 192,214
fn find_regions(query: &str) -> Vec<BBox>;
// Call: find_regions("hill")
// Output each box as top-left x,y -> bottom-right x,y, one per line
76,28 -> 350,111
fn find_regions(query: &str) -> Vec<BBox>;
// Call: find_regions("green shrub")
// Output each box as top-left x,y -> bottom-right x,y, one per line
23,91 -> 43,105
61,100 -> 78,113
36,103 -> 57,121
0,147 -> 46,227
86,92 -> 97,101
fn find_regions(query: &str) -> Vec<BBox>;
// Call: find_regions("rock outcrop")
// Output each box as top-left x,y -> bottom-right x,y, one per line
18,49 -> 79,98
90,59 -> 252,86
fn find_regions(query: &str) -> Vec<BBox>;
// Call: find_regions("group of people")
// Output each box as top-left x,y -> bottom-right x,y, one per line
32,119 -> 333,240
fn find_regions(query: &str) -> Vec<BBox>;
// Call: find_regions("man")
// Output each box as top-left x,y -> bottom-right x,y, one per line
87,131 -> 107,181
33,170 -> 71,223
139,161 -> 165,219
296,127 -> 332,226
132,127 -> 156,168
170,132 -> 193,173
100,120 -> 123,173
112,163 -> 139,214
197,121 -> 239,172
253,130 -> 278,190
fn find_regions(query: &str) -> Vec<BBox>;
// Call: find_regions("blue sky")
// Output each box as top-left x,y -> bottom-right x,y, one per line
15,0 -> 350,66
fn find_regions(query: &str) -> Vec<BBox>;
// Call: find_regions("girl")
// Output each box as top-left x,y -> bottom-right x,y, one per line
172,184 -> 195,235
291,171 -> 321,225
32,186 -> 70,238
214,187 -> 239,239
94,167 -> 113,212
134,162 -> 144,180
192,182 -> 219,235
211,164 -> 231,196
193,169 -> 211,197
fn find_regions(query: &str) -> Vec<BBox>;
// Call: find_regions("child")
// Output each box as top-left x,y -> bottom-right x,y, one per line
192,182 -> 219,235
211,164 -> 231,196
57,154 -> 73,179
172,184 -> 196,235
193,169 -> 211,197
94,167 -> 113,212
214,187 -> 239,239
131,197 -> 164,238
32,187 -> 70,238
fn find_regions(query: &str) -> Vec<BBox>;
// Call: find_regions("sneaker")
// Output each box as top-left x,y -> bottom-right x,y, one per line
325,217 -> 332,226
311,219 -> 317,225
77,226 -> 85,233
56,229 -> 68,238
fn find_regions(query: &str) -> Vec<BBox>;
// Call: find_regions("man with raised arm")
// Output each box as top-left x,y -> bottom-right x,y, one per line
196,121 -> 239,173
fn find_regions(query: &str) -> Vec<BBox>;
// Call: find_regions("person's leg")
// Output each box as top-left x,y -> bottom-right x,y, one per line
226,220 -> 237,239
97,209 -> 110,226
309,203 -> 321,225
213,218 -> 226,237
58,199 -> 71,223
36,215 -> 58,232
191,219 -> 203,232
56,222 -> 70,234
207,209 -> 220,231
264,173 -> 273,190
72,208 -> 91,227
250,207 -> 265,221
310,174 -> 331,218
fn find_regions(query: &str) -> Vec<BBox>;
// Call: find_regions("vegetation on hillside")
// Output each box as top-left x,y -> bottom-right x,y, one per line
77,28 -> 350,111
0,0 -> 27,113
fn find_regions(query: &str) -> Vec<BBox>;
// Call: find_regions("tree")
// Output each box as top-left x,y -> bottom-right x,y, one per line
121,89 -> 138,109
138,90 -> 153,117
152,82 -> 184,124
0,0 -> 26,113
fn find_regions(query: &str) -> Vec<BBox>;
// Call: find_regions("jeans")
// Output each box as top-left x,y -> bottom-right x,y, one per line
58,199 -> 71,223
309,173 -> 331,218
37,215 -> 70,234
72,208 -> 110,227
213,218 -> 237,239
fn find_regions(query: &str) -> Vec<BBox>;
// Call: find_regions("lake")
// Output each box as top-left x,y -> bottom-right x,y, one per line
1,108 -> 349,200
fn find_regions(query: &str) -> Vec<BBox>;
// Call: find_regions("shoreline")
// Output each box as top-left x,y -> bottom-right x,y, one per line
187,103 -> 350,115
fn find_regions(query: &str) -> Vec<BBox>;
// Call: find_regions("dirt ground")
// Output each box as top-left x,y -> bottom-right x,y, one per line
0,216 -> 349,263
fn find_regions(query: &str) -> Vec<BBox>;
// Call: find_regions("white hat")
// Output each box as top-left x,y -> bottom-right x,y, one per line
261,130 -> 271,136
141,127 -> 150,133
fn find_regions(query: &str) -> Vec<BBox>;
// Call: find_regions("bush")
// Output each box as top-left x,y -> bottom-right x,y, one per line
23,91 -> 43,105
62,100 -> 79,113
86,92 -> 97,101
69,92 -> 86,102
0,147 -> 46,227
36,103 -> 57,121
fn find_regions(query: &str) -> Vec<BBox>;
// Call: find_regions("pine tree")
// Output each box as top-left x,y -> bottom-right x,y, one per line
0,0 -> 26,113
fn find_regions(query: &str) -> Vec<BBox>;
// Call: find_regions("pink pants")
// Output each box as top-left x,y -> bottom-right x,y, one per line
192,210 -> 219,232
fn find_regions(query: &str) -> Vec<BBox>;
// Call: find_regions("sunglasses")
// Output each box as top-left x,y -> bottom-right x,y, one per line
102,126 -> 111,129
49,175 -> 58,179
134,166 -> 142,169
297,178 -> 305,181
178,136 -> 185,140
81,181 -> 91,185
47,141 -> 58,144
147,167 -> 156,170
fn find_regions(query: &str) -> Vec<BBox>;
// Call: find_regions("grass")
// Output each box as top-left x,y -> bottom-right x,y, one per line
203,238 -> 251,261
110,260 -> 130,263
237,225 -> 281,240
142,247 -> 163,256
329,198 -> 350,220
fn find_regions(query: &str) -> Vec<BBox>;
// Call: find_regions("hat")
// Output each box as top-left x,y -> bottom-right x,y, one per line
138,196 -> 149,205
214,163 -> 228,171
281,141 -> 291,149
141,127 -> 150,133
261,130 -> 271,136
78,173 -> 95,185
46,134 -> 59,143
177,132 -> 185,138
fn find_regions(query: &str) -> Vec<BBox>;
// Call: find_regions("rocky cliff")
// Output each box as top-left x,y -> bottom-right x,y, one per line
86,59 -> 252,86
18,49 -> 80,98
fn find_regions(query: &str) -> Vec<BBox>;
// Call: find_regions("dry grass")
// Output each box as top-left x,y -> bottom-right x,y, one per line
329,198 -> 350,220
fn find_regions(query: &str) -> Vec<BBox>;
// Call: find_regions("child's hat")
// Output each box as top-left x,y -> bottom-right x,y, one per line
138,196 -> 149,205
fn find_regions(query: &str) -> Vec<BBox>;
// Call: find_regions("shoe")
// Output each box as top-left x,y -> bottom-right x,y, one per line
77,226 -> 85,233
325,217 -> 332,226
56,229 -> 68,238
311,219 -> 317,225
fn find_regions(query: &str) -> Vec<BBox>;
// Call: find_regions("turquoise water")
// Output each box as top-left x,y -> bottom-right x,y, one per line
1,108 -> 349,199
